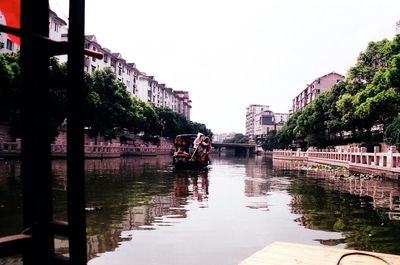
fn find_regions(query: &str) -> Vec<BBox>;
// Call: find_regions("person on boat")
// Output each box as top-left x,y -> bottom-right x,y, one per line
192,133 -> 211,163
193,133 -> 206,149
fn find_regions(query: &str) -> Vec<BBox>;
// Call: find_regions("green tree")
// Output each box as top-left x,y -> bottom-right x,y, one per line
0,53 -> 20,127
223,133 -> 250,143
384,116 -> 400,148
84,68 -> 135,142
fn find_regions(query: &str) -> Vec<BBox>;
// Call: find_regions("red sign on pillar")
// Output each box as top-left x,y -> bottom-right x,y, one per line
0,0 -> 21,45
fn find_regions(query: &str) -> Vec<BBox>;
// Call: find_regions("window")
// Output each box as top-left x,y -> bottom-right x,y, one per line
54,23 -> 59,32
6,39 -> 13,50
92,47 -> 96,61
261,116 -> 273,125
104,55 -> 108,63
91,65 -> 96,72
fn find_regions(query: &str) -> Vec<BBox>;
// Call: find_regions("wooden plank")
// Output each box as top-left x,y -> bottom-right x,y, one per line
0,234 -> 32,258
239,242 -> 400,265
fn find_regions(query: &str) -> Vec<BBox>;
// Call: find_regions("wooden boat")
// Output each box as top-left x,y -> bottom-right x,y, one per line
172,134 -> 211,169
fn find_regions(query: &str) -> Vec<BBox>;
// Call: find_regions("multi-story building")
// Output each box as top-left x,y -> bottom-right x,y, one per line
173,91 -> 192,120
246,104 -> 289,142
6,9 -> 193,120
253,111 -> 289,143
290,72 -> 344,114
49,10 -> 68,42
0,11 -> 16,54
246,104 -> 269,139
80,35 -> 193,120
0,9 -> 68,55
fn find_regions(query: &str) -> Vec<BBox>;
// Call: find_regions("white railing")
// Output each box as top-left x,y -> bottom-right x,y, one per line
273,146 -> 400,173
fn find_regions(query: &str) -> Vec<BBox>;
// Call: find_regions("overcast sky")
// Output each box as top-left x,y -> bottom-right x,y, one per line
50,0 -> 400,134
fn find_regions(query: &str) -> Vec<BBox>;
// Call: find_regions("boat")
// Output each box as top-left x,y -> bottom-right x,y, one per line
172,133 -> 211,169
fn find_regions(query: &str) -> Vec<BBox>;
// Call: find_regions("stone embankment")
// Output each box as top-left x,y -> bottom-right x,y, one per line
0,138 -> 174,158
273,146 -> 400,180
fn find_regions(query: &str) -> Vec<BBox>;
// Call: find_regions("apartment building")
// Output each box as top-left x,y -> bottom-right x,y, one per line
0,9 -> 193,120
291,72 -> 344,114
246,104 -> 269,139
80,33 -> 192,119
0,9 -> 68,54
173,91 -> 192,120
253,110 -> 289,143
246,104 -> 289,142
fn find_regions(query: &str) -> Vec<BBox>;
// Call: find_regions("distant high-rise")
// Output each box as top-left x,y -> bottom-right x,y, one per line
246,105 -> 289,143
246,105 -> 269,139
396,19 -> 400,34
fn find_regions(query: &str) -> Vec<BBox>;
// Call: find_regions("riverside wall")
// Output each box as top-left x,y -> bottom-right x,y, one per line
273,146 -> 400,180
0,138 -> 173,158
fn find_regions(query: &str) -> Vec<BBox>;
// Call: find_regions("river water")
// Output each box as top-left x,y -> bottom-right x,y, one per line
1,155 -> 400,265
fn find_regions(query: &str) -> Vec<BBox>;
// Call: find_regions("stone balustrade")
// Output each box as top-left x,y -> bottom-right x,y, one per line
120,145 -> 173,156
0,138 -> 173,158
0,138 -> 21,157
273,146 -> 400,178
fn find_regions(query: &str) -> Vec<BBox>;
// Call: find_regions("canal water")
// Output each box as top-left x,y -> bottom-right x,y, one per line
1,155 -> 400,265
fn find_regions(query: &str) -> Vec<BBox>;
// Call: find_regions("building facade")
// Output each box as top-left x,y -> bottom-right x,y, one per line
0,9 -> 193,121
81,35 -> 192,120
291,72 -> 345,114
173,91 -> 192,120
246,104 -> 270,139
246,104 -> 289,143
253,110 -> 289,144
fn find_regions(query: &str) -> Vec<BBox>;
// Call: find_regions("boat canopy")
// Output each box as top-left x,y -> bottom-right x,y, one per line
173,134 -> 197,147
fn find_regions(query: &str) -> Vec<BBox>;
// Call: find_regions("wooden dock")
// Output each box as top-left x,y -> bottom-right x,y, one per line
239,242 -> 400,265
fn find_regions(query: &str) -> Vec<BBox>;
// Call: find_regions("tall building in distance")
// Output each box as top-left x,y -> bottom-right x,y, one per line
396,19 -> 400,34
246,104 -> 289,143
290,72 -> 344,114
246,104 -> 269,139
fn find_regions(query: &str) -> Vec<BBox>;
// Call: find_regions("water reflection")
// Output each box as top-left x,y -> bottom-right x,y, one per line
1,156 -> 400,265
273,158 -> 400,253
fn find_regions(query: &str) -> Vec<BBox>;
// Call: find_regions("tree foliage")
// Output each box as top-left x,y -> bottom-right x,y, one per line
263,34 -> 400,150
223,133 -> 250,144
0,56 -> 213,141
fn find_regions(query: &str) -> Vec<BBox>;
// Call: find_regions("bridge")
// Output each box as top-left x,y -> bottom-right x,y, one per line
212,142 -> 257,156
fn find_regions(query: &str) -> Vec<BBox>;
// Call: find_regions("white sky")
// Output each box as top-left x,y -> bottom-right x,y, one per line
49,0 -> 400,134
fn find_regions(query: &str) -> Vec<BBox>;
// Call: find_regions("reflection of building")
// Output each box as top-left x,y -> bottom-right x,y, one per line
244,157 -> 271,196
276,160 -> 400,222
290,72 -> 344,114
